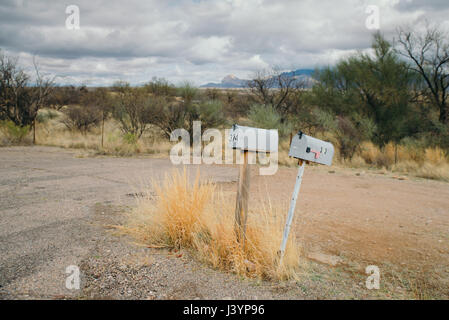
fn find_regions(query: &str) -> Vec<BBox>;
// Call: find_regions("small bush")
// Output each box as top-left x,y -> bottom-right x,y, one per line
197,100 -> 228,131
112,83 -> 163,139
61,104 -> 101,133
248,104 -> 291,137
176,81 -> 198,105
0,120 -> 30,144
144,77 -> 177,97
36,109 -> 59,124
123,132 -> 138,145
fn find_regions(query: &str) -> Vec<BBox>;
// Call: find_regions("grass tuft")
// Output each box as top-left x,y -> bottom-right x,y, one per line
121,168 -> 301,280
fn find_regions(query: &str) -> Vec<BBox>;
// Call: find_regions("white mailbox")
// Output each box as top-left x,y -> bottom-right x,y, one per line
229,124 -> 278,153
289,131 -> 334,166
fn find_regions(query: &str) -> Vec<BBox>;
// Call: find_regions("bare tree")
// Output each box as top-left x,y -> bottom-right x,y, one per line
397,24 -> 449,124
30,58 -> 55,143
47,85 -> 84,110
61,103 -> 102,134
151,101 -> 188,138
0,51 -> 54,143
112,82 -> 163,139
247,67 -> 305,123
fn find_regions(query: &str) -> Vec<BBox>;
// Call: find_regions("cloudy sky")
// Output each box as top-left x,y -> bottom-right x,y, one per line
1,0 -> 448,86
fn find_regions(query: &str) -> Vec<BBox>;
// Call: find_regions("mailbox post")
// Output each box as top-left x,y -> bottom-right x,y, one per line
229,124 -> 278,246
279,131 -> 334,264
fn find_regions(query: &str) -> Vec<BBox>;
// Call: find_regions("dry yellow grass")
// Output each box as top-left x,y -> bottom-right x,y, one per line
424,147 -> 447,165
354,141 -> 449,181
120,168 -> 301,280
34,117 -> 173,156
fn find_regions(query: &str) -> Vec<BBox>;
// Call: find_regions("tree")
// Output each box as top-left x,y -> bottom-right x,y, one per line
62,88 -> 113,143
204,88 -> 222,101
61,103 -> 101,134
112,82 -> 162,139
247,104 -> 291,137
310,33 -> 414,149
397,24 -> 449,124
93,88 -> 113,148
144,77 -> 176,97
195,100 -> 228,134
150,101 -> 187,139
47,85 -> 84,110
177,81 -> 198,106
247,67 -> 305,124
151,99 -> 227,140
0,51 -> 54,143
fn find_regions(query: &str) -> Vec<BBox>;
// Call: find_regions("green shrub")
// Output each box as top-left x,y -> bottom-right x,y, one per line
36,110 -> 59,124
123,132 -> 138,144
197,100 -> 228,131
0,120 -> 30,144
247,104 -> 291,137
176,81 -> 198,105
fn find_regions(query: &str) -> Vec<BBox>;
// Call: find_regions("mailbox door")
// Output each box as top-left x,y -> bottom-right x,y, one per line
289,133 -> 334,165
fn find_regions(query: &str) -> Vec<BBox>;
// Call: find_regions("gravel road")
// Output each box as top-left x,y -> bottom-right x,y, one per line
3,146 -> 447,299
0,146 -> 303,300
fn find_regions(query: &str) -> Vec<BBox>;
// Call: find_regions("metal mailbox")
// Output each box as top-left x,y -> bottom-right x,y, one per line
289,131 -> 334,166
229,124 -> 278,153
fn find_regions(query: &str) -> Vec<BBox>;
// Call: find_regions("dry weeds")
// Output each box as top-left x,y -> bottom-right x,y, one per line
119,169 -> 302,280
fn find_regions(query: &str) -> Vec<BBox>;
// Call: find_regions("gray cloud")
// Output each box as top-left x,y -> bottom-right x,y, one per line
1,0 -> 448,85
394,0 -> 449,12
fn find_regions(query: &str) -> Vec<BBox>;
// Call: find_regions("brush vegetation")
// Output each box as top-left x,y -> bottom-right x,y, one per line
2,26 -> 449,181
119,169 -> 301,280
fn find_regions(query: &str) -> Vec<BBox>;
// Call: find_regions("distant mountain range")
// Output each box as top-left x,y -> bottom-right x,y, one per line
200,69 -> 316,88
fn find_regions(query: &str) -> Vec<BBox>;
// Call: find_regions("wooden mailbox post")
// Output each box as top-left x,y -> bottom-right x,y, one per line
229,124 -> 278,245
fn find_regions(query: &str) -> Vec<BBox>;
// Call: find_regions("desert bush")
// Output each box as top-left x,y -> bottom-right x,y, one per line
61,104 -> 102,133
152,99 -> 227,139
335,116 -> 366,160
123,132 -> 138,145
247,67 -> 305,123
203,88 -> 222,101
196,100 -> 228,132
144,77 -> 176,97
0,50 -> 54,129
112,82 -> 163,139
0,120 -> 30,144
47,85 -> 85,110
176,81 -> 198,105
120,169 -> 301,280
224,91 -> 252,118
150,102 -> 188,138
36,109 -> 59,124
247,104 -> 291,137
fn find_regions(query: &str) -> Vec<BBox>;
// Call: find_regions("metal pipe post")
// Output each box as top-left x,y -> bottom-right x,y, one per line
279,161 -> 305,263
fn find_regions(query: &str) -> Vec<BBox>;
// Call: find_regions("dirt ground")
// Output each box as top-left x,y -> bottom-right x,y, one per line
1,146 -> 448,299
246,165 -> 449,298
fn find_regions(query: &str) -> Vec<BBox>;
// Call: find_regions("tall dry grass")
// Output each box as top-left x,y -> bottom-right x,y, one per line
34,114 -> 173,156
357,141 -> 449,181
120,169 -> 301,280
